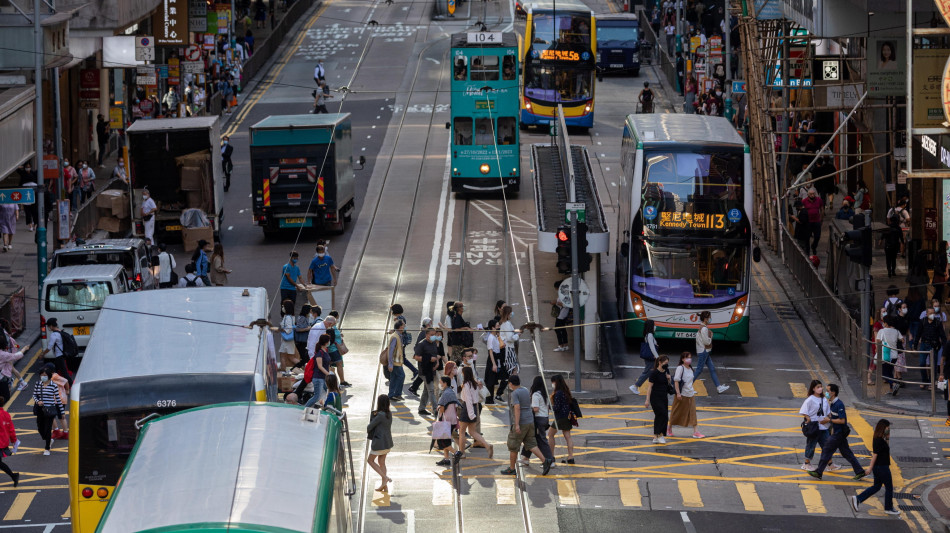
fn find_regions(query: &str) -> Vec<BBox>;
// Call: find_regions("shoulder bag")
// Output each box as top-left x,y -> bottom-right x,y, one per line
569,397 -> 583,418
431,420 -> 452,440
800,400 -> 823,438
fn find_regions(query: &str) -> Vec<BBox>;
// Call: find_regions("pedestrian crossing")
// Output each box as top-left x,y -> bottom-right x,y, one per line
656,379 -> 814,398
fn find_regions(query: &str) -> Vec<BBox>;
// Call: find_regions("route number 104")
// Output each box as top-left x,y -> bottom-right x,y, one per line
467,32 -> 502,44
156,399 -> 177,407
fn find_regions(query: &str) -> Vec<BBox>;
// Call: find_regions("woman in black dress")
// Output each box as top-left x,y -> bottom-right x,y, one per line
645,355 -> 672,444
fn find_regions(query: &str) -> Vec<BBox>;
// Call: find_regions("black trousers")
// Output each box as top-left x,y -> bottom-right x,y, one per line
36,412 -> 54,450
52,356 -> 71,385
294,340 -> 310,367
484,354 -> 509,400
808,222 -> 822,254
554,318 -> 569,345
814,430 -> 863,476
885,246 -> 899,275
651,394 -> 669,435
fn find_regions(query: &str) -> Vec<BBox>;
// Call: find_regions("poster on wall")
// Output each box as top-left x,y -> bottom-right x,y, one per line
913,49 -> 950,128
154,0 -> 188,46
867,38 -> 905,97
943,181 -> 950,245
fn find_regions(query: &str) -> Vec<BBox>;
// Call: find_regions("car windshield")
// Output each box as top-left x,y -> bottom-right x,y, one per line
632,240 -> 748,305
597,24 -> 638,46
45,281 -> 113,312
54,251 -> 134,271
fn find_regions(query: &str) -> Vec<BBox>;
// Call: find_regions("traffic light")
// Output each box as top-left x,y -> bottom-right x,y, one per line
556,226 -> 572,274
576,222 -> 592,273
843,215 -> 872,267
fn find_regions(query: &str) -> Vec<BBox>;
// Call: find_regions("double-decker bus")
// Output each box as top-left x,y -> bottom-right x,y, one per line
448,32 -> 521,193
69,288 -> 277,532
616,114 -> 757,342
521,0 -> 596,129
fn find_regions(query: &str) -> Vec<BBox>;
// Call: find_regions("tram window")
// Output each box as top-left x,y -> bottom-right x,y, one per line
502,56 -> 516,80
470,56 -> 500,81
454,57 -> 468,80
475,118 -> 494,145
497,117 -> 516,145
454,117 -> 473,145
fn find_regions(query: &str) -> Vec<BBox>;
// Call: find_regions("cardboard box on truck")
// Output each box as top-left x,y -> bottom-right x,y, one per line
180,166 -> 206,191
97,216 -> 130,233
182,226 -> 214,252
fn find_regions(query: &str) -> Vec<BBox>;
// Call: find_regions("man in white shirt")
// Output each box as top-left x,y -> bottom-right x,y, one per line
141,188 -> 157,244
157,243 -> 177,288
306,314 -> 329,359
665,23 -> 676,55
313,59 -> 326,86
177,264 -> 205,287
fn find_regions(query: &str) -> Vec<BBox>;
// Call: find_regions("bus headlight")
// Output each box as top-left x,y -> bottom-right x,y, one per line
584,103 -> 592,112
525,101 -> 532,110
731,296 -> 748,323
480,164 -> 490,174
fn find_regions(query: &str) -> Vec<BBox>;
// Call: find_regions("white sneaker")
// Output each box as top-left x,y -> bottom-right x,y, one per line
16,380 -> 27,391
629,385 -> 640,395
850,495 -> 859,512
827,463 -> 842,471
517,458 -> 529,465
658,437 -> 666,444
884,508 -> 901,516
717,385 -> 730,394
801,463 -> 816,471
652,437 -> 659,443
43,450 -> 50,456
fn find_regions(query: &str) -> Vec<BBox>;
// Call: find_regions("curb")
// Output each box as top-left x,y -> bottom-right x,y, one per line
921,482 -> 950,533
573,389 -> 620,404
851,400 -> 937,418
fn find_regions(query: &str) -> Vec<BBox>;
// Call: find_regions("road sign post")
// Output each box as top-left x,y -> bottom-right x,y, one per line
0,188 -> 36,205
570,210 -> 582,392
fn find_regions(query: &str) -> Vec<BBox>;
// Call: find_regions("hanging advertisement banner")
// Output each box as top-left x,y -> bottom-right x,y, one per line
912,48 -> 950,129
154,0 -> 188,46
79,68 -> 100,109
867,38 -> 905,97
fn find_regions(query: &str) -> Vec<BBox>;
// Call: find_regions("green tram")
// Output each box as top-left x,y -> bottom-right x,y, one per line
448,31 -> 521,193
95,403 -> 356,533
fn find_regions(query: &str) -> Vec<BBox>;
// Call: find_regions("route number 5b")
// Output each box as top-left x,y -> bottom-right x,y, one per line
156,399 -> 177,407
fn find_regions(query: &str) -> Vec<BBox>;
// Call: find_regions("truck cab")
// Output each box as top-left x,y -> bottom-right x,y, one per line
596,13 -> 641,76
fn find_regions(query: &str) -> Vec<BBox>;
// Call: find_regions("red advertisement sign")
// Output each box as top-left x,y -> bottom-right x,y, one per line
79,68 -> 100,109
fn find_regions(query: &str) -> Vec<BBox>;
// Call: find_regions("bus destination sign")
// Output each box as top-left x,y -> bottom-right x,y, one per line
657,211 -> 726,230
539,49 -> 580,61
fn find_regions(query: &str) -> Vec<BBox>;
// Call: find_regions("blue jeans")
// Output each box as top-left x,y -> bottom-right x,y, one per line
635,360 -> 654,387
304,378 -> 326,408
388,365 -> 405,398
804,428 -> 829,461
857,464 -> 894,511
692,351 -> 721,388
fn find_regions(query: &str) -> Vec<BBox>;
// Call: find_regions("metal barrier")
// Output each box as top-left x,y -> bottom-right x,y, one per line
866,339 -> 941,415
636,8 -> 676,95
0,287 -> 25,337
241,0 -> 317,88
781,228 -> 866,371
70,177 -> 126,240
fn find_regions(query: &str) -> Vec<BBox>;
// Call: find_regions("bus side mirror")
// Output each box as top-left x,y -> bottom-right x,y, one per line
620,242 -> 629,257
445,122 -> 451,129
752,246 -> 761,263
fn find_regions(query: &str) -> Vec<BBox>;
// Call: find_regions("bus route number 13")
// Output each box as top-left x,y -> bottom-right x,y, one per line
467,32 -> 502,44
156,399 -> 177,408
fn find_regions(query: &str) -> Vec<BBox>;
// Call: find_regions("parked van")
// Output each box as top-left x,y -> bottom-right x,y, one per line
41,264 -> 129,357
596,13 -> 641,76
50,238 -> 157,291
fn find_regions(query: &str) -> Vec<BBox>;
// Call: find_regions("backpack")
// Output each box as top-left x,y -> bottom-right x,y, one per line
883,298 -> 902,319
185,275 -> 198,287
59,331 -> 80,358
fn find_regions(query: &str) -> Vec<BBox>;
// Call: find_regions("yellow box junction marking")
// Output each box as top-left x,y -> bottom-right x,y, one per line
789,383 -> 808,398
692,380 -> 708,397
3,493 -> 35,521
558,480 -> 579,505
800,485 -> 825,513
496,478 -> 516,505
619,479 -> 642,507
736,482 -> 764,511
62,506 -> 70,519
678,480 -> 703,507
737,381 -> 757,398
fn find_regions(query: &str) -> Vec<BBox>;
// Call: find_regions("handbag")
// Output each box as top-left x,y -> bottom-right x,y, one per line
801,421 -> 819,438
33,403 -> 57,418
336,339 -> 349,356
280,330 -> 294,342
431,420 -> 452,440
551,303 -> 560,318
568,411 -> 579,427
569,397 -> 583,418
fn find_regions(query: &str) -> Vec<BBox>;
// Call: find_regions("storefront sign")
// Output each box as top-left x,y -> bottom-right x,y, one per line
925,207 -> 939,240
868,38 -> 905,96
943,180 -> 950,244
109,107 -> 124,129
154,0 -> 188,46
189,1 -> 207,32
202,33 -> 215,50
168,57 -> 180,85
943,54 -> 950,124
825,83 -> 863,108
216,9 -> 230,35
79,69 -> 100,109
913,48 -> 950,128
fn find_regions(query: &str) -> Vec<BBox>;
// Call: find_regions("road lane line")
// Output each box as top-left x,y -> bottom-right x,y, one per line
677,480 -> 703,507
496,478 -> 516,505
3,493 -> 35,521
421,140 -> 452,321
736,381 -> 757,398
433,478 -> 453,505
799,484 -> 825,513
61,506 -> 69,519
789,382 -> 808,398
618,479 -> 642,507
557,480 -> 579,505
736,482 -> 764,511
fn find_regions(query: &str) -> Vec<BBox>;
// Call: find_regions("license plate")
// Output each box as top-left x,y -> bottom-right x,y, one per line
287,193 -> 301,200
73,326 -> 90,336
165,225 -> 183,232
609,63 -> 623,68
673,332 -> 694,338
279,218 -> 313,228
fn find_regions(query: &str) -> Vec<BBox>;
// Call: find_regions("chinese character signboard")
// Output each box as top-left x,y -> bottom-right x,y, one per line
79,69 -> 100,109
154,0 -> 188,45
912,48 -> 949,128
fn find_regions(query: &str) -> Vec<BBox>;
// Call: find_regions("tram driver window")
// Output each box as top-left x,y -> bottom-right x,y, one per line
475,118 -> 494,145
470,56 -> 500,81
497,117 -> 516,145
502,56 -> 516,80
454,117 -> 473,145
454,57 -> 468,80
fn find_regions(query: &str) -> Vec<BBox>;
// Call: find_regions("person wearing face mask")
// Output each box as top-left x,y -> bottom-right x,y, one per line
78,161 -> 96,204
875,315 -> 902,393
669,352 -> 704,438
414,326 -> 441,416
645,355 -> 673,444
851,419 -> 899,515
141,188 -> 157,244
798,380 -> 830,471
62,158 -> 79,214
32,365 -> 63,456
892,303 -> 910,390
280,251 -> 306,309
112,157 -> 128,184
808,384 -> 866,481
917,306 -> 946,389
801,187 -> 824,255
308,244 -> 339,287
221,136 -> 234,192
835,198 -> 855,221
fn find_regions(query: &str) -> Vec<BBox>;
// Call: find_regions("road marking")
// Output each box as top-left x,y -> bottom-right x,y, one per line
800,484 -> 825,513
227,226 -> 234,231
433,478 -> 453,506
61,506 -> 69,519
736,482 -> 764,511
420,140 -> 452,321
678,480 -> 703,507
557,480 -> 579,505
679,512 -> 697,533
789,383 -> 808,398
618,478 -> 642,507
3,493 -> 35,520
692,380 -> 708,397
496,478 -> 516,505
737,381 -> 757,398
936,487 -> 950,508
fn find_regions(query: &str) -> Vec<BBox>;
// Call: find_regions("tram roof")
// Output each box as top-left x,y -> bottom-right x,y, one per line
98,403 -> 339,533
625,114 -> 746,147
73,287 -> 270,384
526,0 -> 593,13
451,32 -> 519,48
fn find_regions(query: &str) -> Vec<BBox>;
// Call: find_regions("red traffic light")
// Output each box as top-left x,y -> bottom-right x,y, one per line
557,230 -> 570,241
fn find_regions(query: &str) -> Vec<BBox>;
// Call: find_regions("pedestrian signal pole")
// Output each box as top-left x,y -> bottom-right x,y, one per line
570,209 -> 581,392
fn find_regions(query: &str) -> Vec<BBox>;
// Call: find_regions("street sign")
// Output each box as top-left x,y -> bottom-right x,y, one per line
557,277 -> 590,308
732,80 -> 746,94
565,202 -> 587,224
183,61 -> 204,74
0,188 -> 36,205
185,44 -> 202,62
135,36 -> 154,61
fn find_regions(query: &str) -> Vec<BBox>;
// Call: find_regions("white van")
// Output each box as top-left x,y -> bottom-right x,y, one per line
50,239 -> 157,291
41,264 -> 129,357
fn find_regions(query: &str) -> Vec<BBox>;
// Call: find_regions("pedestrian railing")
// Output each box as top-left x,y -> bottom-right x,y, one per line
865,339 -> 941,415
70,177 -> 127,241
636,9 -> 677,95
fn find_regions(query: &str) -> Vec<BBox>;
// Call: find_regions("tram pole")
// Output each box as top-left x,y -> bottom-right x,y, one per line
570,210 -> 581,392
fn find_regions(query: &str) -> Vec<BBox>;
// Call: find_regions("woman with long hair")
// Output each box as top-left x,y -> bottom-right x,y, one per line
209,243 -> 231,286
484,320 -> 509,402
548,374 -> 576,464
851,419 -> 899,515
456,366 -> 493,459
275,299 -> 299,370
631,319 -> 658,394
520,376 -> 555,466
366,394 -> 394,492
798,379 -> 830,470
493,300 -> 506,321
32,365 -> 62,456
668,352 -> 703,438
498,305 -> 520,376
646,355 -> 672,443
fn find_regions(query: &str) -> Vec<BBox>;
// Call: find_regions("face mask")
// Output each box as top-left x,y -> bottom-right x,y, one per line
63,161 -> 69,167
935,306 -> 941,311
661,364 -> 668,371
824,392 -> 830,399
317,254 -> 325,259
40,375 -> 49,383
291,259 -> 297,264
884,428 -> 890,436
431,335 -> 442,342
900,309 -> 907,316
929,314 -> 935,320
223,141 -> 228,146
684,358 -> 692,365
119,162 -> 124,167
82,164 -> 88,169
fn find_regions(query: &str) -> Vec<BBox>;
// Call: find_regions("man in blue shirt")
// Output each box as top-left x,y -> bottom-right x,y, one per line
308,244 -> 339,286
195,240 -> 212,286
280,251 -> 305,307
808,383 -> 866,481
